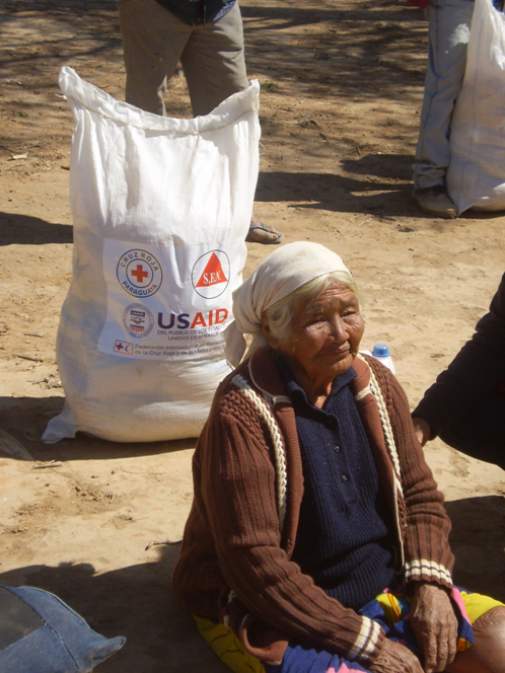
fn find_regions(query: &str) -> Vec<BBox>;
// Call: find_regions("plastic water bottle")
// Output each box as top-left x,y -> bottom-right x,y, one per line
370,342 -> 396,374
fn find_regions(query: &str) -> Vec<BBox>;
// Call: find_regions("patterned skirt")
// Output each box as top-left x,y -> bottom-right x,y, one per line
194,588 -> 504,673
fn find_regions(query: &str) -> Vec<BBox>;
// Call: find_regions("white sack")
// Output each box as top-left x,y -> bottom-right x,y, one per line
43,67 -> 260,443
448,0 -> 505,213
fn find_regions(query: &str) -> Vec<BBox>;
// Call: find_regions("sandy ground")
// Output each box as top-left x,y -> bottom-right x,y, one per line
0,1 -> 504,671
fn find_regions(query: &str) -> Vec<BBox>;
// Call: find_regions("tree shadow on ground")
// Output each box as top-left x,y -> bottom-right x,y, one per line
0,396 -> 196,461
0,0 -> 124,156
1,0 -> 116,10
0,212 -> 73,245
242,1 -> 419,29
1,0 -> 119,71
446,495 -> 505,601
241,1 -> 427,102
0,0 -> 428,145
0,544 -> 225,673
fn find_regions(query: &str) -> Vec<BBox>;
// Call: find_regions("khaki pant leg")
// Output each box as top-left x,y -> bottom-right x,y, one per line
181,2 -> 249,116
119,0 -> 191,115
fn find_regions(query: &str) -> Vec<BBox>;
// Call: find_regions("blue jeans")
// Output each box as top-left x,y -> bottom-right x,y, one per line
0,585 -> 125,673
413,0 -> 475,189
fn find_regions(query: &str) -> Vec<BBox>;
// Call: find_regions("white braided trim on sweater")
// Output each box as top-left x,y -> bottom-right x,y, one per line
232,374 -> 288,531
358,355 -> 405,564
348,616 -> 382,663
393,476 -> 405,567
404,559 -> 453,585
368,365 -> 402,481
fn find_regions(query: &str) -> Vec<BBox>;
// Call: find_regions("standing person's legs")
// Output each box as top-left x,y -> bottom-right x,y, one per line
412,0 -> 474,216
181,2 -> 249,116
182,3 -> 282,244
119,0 -> 191,115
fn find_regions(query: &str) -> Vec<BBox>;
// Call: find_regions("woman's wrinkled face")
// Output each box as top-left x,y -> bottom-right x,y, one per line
277,282 -> 364,381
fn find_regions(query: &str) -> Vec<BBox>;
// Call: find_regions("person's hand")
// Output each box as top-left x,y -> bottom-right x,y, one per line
369,638 -> 424,673
409,583 -> 459,673
412,416 -> 432,446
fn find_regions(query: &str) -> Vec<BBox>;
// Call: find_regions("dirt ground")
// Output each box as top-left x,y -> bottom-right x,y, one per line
0,1 -> 504,671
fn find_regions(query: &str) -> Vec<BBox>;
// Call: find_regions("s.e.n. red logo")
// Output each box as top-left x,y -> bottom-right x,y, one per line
191,250 -> 230,299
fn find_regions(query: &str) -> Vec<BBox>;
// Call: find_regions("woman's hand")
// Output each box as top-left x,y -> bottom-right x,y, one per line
409,583 -> 459,673
412,416 -> 432,446
369,638 -> 424,673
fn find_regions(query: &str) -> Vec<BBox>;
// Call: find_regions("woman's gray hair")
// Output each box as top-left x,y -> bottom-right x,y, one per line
246,270 -> 360,358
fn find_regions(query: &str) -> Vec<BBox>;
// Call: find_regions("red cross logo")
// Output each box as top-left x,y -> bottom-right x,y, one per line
117,249 -> 162,298
114,339 -> 133,354
131,264 -> 149,284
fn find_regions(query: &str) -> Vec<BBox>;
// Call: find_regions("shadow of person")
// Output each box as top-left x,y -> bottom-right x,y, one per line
341,153 -> 413,181
255,168 -> 421,219
0,212 -> 73,246
0,544 -> 225,673
446,495 -> 505,601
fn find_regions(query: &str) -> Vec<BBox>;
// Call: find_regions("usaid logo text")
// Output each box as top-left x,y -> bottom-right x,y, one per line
191,250 -> 230,299
158,308 -> 228,330
116,249 -> 162,298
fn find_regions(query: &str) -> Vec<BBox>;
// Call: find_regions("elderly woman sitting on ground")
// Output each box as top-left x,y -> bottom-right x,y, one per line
173,242 -> 505,673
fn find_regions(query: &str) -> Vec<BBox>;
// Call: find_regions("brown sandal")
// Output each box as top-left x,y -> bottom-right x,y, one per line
245,222 -> 283,245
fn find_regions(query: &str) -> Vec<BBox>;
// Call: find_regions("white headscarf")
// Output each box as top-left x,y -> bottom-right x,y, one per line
224,241 -> 354,366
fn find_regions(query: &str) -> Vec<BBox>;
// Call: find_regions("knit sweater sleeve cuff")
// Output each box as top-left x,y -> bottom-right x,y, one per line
347,616 -> 385,665
403,517 -> 454,590
403,558 -> 453,588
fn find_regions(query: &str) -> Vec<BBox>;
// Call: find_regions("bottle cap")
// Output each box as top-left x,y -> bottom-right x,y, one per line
372,342 -> 390,358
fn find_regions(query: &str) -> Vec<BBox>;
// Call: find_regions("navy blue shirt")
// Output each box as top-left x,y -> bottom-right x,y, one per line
276,355 -> 396,611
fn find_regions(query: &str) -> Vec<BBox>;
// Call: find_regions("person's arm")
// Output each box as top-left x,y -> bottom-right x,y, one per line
383,368 -> 459,673
386,369 -> 455,586
200,394 -> 385,667
413,273 -> 505,441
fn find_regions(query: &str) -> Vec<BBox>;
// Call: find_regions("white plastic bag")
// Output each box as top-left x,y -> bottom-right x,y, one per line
448,0 -> 505,213
43,67 -> 260,443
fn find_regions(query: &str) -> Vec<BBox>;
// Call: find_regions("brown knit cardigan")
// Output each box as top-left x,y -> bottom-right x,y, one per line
173,348 -> 454,667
